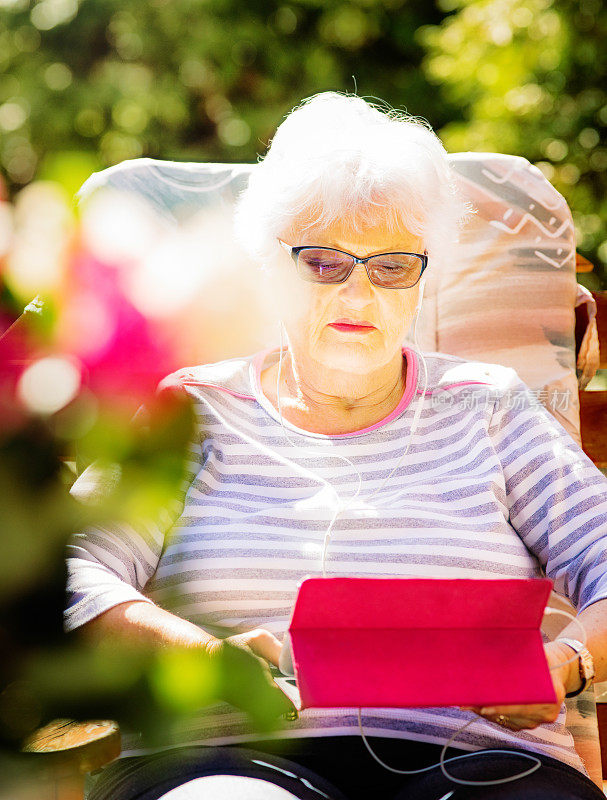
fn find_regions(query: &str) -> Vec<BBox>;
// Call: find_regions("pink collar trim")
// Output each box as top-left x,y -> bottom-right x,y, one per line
249,346 -> 418,439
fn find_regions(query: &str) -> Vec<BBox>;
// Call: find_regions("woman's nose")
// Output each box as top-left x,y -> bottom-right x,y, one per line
338,262 -> 374,303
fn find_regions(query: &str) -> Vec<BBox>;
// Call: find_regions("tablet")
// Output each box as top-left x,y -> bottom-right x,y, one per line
281,576 -> 556,710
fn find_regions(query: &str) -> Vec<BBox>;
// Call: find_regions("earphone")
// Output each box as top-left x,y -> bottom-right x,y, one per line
357,604 -> 586,788
272,291 -> 587,789
415,276 -> 426,314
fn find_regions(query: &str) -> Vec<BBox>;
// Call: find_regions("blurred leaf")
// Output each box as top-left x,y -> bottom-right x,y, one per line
0,422 -> 77,605
37,151 -> 102,210
149,648 -> 219,714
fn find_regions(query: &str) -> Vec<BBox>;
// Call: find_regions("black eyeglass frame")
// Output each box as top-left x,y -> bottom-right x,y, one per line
278,239 -> 429,289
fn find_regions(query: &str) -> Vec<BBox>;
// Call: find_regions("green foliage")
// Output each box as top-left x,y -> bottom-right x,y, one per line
0,0 -> 451,192
1,0 -> 604,283
421,0 -> 607,286
0,419 -> 75,606
0,389 -> 291,770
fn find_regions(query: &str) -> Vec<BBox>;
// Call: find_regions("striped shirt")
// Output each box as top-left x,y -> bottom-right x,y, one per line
65,346 -> 607,774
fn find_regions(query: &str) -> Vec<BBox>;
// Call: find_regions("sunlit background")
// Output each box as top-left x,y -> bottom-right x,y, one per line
0,0 -> 605,285
0,1 -> 605,796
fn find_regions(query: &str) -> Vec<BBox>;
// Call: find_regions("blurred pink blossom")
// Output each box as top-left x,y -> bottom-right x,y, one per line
56,242 -> 179,414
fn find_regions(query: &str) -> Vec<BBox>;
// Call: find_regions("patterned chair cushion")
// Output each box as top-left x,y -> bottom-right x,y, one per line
78,153 -> 586,442
414,152 -> 580,442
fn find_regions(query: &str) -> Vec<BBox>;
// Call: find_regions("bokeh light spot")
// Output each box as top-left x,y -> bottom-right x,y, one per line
12,25 -> 41,52
489,22 -> 512,46
0,101 -> 28,132
217,117 -> 250,147
30,0 -> 78,31
319,6 -> 375,50
559,163 -> 580,184
578,128 -> 600,149
99,131 -> 143,163
112,101 -> 149,134
274,6 -> 297,34
81,189 -> 162,266
535,161 -> 556,181
542,138 -> 568,161
7,181 -> 71,296
75,107 -> 105,137
0,203 -> 13,258
18,356 -> 81,415
44,62 -> 73,91
588,149 -> 607,171
179,59 -> 214,91
205,94 -> 231,123
511,7 -> 533,27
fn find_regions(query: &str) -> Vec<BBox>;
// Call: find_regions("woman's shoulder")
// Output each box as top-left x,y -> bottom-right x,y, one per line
156,353 -> 257,400
419,350 -> 520,395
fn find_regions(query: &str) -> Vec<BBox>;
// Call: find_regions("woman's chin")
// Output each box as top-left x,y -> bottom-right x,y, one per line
313,341 -> 390,376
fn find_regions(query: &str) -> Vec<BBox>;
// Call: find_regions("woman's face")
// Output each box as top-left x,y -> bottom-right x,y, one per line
274,219 -> 425,377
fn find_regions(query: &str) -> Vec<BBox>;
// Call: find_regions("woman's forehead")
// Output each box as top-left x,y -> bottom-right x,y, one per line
292,219 -> 423,254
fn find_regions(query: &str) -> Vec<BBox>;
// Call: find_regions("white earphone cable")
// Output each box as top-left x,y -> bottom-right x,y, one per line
278,290 -> 429,575
357,606 -> 585,786
275,322 -> 364,576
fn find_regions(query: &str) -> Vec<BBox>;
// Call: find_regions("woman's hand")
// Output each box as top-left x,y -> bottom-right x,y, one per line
205,628 -> 297,723
205,627 -> 282,668
226,628 -> 283,668
461,640 -> 578,731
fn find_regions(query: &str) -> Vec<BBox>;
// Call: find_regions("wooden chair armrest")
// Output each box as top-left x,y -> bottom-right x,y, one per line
580,391 -> 607,469
21,719 -> 120,800
23,718 -> 120,772
592,291 -> 607,370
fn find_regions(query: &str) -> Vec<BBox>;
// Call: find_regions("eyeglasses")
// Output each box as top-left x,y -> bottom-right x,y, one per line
278,240 -> 428,289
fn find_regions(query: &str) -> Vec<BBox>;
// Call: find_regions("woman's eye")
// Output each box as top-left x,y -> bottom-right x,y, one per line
373,262 -> 401,271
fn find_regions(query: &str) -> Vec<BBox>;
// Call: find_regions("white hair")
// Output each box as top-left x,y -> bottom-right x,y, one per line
233,92 -> 472,270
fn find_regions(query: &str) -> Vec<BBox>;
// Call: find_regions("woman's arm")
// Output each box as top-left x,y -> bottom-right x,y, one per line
80,600 -> 216,648
80,599 -> 283,666
487,371 -> 607,615
78,600 -> 296,725
467,372 -> 607,730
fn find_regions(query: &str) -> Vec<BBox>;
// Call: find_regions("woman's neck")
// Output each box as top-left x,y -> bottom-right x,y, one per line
260,349 -> 407,435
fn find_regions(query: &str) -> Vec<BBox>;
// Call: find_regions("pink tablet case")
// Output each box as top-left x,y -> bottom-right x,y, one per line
287,577 -> 556,709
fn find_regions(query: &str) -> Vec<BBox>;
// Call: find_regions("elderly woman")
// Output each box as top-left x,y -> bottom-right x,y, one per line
67,93 -> 607,800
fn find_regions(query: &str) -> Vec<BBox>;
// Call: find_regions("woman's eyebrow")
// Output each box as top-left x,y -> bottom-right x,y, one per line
328,243 -> 419,256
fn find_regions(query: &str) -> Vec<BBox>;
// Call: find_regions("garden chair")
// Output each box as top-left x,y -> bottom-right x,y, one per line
25,151 -> 607,796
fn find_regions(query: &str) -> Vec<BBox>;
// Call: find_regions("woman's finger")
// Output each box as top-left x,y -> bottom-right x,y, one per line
462,703 -> 561,730
228,629 -> 282,666
246,629 -> 282,666
478,704 -> 557,718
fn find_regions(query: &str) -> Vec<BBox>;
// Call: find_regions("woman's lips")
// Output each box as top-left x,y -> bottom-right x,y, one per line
328,321 -> 376,334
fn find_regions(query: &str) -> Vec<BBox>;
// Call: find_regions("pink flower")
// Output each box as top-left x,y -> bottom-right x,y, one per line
57,247 -> 178,414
